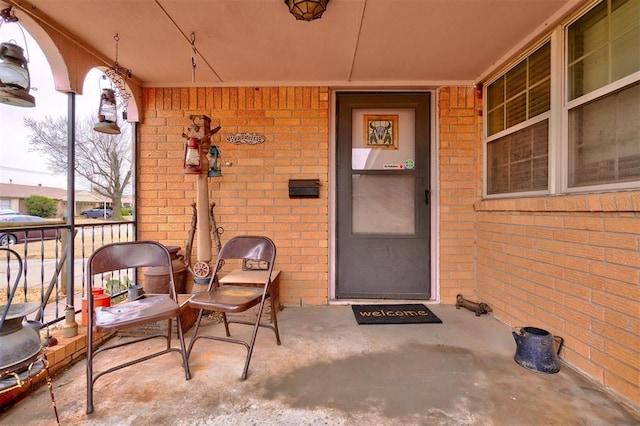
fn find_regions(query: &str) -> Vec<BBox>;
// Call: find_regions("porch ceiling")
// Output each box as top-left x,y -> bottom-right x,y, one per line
6,0 -> 582,87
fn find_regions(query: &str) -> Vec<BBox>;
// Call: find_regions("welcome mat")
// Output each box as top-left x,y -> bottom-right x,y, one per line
351,304 -> 442,325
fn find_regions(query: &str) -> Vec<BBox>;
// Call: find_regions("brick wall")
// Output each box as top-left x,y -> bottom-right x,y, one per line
437,87 -> 483,303
139,86 -> 329,306
475,194 -> 640,407
138,84 -> 639,407
438,86 -> 639,407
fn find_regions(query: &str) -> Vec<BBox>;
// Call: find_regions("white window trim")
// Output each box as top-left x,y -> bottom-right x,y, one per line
565,71 -> 640,110
485,112 -> 550,144
561,4 -> 640,194
550,27 -> 564,195
483,37 -> 553,199
483,1 -> 640,199
484,113 -> 552,199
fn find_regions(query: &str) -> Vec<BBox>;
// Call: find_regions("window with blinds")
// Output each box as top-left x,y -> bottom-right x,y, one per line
568,0 -> 640,100
487,120 -> 549,195
567,0 -> 640,188
483,0 -> 640,197
487,42 -> 550,137
486,42 -> 551,195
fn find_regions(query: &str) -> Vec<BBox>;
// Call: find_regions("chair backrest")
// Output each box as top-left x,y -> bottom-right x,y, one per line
87,241 -> 176,297
217,236 -> 276,265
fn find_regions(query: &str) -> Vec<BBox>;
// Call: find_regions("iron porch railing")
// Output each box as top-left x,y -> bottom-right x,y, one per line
1,221 -> 135,329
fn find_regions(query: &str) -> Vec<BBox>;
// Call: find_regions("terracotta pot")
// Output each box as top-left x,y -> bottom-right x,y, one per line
81,288 -> 111,326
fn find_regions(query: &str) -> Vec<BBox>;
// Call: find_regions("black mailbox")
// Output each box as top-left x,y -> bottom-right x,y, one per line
288,179 -> 320,198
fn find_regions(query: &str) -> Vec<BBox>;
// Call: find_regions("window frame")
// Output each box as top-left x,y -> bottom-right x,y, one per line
483,0 -> 640,198
562,0 -> 640,194
483,38 -> 553,199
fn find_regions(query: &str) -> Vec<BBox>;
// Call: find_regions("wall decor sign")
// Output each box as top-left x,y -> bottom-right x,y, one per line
363,115 -> 398,149
226,132 -> 266,145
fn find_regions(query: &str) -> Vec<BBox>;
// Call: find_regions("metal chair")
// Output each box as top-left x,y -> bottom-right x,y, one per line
86,241 -> 191,414
187,236 -> 280,379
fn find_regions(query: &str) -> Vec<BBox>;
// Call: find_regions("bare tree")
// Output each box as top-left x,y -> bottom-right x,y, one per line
23,116 -> 132,219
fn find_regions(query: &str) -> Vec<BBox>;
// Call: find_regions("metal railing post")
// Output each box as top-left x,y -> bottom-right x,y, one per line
66,92 -> 76,308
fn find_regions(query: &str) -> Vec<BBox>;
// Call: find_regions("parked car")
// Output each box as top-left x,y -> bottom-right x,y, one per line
0,208 -> 19,215
80,207 -> 113,219
0,215 -> 61,246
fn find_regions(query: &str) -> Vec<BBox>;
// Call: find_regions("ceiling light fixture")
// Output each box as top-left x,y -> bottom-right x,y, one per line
94,33 -> 132,134
284,0 -> 329,21
0,6 -> 35,107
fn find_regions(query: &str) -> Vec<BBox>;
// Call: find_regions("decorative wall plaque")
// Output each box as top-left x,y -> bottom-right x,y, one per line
226,132 -> 266,145
243,259 -> 270,270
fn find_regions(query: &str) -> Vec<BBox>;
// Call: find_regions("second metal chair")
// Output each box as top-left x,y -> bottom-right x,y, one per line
187,235 -> 280,379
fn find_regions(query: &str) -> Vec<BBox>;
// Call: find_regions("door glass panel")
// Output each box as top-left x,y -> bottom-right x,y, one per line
352,109 -> 415,170
352,175 -> 415,235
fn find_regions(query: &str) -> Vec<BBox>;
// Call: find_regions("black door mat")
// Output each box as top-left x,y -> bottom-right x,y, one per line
351,304 -> 442,325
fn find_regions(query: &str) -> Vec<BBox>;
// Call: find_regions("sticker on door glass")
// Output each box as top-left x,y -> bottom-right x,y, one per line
383,164 -> 404,169
405,159 -> 415,169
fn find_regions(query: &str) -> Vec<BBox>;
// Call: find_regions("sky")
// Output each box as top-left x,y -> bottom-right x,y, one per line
0,24 -> 103,190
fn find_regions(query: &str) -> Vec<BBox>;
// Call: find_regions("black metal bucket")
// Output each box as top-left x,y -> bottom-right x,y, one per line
512,326 -> 563,374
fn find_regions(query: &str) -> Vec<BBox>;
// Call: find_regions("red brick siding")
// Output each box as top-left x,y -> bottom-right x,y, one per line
139,87 -> 329,306
137,84 -> 639,408
475,194 -> 640,406
438,87 -> 483,303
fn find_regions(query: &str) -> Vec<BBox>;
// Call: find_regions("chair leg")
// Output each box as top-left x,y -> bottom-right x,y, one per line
241,299 -> 267,380
166,318 -> 172,349
174,313 -> 192,380
270,296 -> 281,345
222,312 -> 231,337
86,320 -> 94,414
187,307 -> 206,359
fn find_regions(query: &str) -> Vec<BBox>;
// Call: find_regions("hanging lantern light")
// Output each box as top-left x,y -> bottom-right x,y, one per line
207,144 -> 222,178
93,87 -> 120,134
94,34 -> 131,134
0,42 -> 34,107
182,121 -> 222,175
284,0 -> 329,21
0,7 -> 35,107
184,136 -> 203,174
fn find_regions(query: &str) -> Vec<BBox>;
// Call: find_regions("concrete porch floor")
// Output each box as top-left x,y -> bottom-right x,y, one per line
1,304 -> 638,425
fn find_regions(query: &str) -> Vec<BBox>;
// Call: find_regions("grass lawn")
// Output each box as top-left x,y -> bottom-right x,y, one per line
0,287 -> 69,304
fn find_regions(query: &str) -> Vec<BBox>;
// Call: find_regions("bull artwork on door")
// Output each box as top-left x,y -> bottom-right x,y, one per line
364,114 -> 398,149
